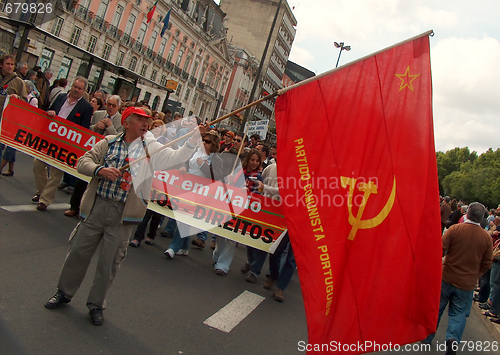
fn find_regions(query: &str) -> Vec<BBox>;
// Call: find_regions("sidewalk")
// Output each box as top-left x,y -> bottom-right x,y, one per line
472,300 -> 500,342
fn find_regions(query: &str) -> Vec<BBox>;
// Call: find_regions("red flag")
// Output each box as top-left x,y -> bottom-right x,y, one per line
147,0 -> 158,24
275,32 -> 441,354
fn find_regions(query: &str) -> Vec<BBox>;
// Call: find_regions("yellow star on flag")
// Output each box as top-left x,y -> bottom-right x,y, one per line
395,66 -> 420,91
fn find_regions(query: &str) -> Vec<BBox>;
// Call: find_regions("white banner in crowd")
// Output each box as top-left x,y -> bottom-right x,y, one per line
244,119 -> 269,139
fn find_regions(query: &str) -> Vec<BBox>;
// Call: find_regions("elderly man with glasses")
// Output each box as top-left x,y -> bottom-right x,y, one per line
90,95 -> 123,135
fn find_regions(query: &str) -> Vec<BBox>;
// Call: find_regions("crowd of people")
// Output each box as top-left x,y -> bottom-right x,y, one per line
0,55 -> 292,327
431,196 -> 499,353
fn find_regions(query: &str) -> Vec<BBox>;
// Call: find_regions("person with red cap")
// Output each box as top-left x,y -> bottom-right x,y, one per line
44,106 -> 206,326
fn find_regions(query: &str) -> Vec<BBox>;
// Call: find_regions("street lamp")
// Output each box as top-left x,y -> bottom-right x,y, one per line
334,41 -> 351,68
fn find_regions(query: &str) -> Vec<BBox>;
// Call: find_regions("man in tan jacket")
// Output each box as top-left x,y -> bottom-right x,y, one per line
44,107 -> 206,326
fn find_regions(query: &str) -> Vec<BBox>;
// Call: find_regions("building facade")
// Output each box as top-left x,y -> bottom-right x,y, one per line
0,0 -> 234,119
220,0 -> 296,132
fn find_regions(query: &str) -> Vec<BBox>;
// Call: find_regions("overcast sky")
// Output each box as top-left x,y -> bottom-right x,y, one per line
284,0 -> 500,154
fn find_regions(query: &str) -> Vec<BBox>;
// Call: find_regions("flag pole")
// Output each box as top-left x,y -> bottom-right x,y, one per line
120,30 -> 433,171
276,30 -> 434,96
119,92 -> 278,171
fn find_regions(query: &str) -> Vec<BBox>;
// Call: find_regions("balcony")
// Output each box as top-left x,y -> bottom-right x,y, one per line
92,16 -> 105,32
189,76 -> 197,86
133,41 -> 143,53
181,70 -> 189,80
58,0 -> 77,13
108,25 -> 118,38
75,6 -> 89,21
121,33 -> 131,46
197,81 -> 205,90
173,65 -> 182,76
86,12 -> 95,25
204,85 -> 217,99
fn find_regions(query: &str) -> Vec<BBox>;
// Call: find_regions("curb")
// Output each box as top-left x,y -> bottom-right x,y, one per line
472,301 -> 500,342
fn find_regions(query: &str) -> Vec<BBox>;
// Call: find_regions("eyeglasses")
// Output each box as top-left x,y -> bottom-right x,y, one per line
234,138 -> 242,142
203,139 -> 212,144
224,134 -> 231,137
107,103 -> 118,108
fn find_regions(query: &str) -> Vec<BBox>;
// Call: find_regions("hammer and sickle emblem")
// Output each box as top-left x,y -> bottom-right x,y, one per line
340,176 -> 396,241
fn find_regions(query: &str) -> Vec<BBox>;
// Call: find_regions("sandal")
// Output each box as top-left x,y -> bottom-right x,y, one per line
491,318 -> 500,324
482,310 -> 499,318
1,170 -> 14,176
129,240 -> 140,247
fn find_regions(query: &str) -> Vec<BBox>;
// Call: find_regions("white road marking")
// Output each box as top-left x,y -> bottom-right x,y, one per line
0,203 -> 70,212
203,290 -> 265,333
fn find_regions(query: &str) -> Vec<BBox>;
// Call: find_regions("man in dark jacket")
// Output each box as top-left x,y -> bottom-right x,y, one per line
32,76 -> 93,211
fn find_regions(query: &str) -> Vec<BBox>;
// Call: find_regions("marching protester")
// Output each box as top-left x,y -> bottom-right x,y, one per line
128,119 -> 167,247
256,162 -> 296,302
35,68 -> 53,110
423,202 -> 492,353
440,196 -> 452,233
219,130 -> 234,152
164,130 -> 223,257
44,107 -> 206,326
15,61 -> 28,80
64,95 -> 124,217
213,149 -> 263,276
89,96 -> 104,113
48,78 -> 68,106
32,76 -> 93,211
0,54 -> 28,177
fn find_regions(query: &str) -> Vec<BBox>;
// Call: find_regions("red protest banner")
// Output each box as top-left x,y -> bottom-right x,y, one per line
0,97 -> 103,181
275,33 -> 441,353
147,170 -> 287,252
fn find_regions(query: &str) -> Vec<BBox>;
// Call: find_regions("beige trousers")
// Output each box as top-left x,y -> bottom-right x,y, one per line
56,196 -> 135,310
32,158 -> 64,206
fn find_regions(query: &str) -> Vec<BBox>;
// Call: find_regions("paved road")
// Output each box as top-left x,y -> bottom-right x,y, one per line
0,152 -> 498,355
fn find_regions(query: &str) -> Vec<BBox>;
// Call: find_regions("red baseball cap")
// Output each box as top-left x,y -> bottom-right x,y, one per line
121,107 -> 152,125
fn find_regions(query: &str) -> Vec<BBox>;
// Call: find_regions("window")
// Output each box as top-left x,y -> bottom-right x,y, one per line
175,47 -> 184,67
129,56 -> 138,71
125,14 -> 136,36
201,63 -> 208,81
160,75 -> 167,86
97,0 -> 109,18
50,17 -> 64,36
87,35 -> 97,53
103,43 -> 112,60
116,51 -> 124,66
175,83 -> 183,97
28,12 -> 37,23
70,26 -> 81,45
148,31 -> 158,50
111,5 -> 123,27
137,22 -> 147,44
151,70 -> 157,82
167,44 -> 176,62
220,78 -> 227,94
0,0 -> 6,11
58,57 -> 72,79
206,71 -> 214,86
158,37 -> 167,58
192,60 -> 199,77
192,92 -> 198,104
140,64 -> 147,76
183,56 -> 191,72
184,88 -> 190,101
214,75 -> 221,91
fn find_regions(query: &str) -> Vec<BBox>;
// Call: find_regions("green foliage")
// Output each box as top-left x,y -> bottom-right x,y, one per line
438,147 -> 500,208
